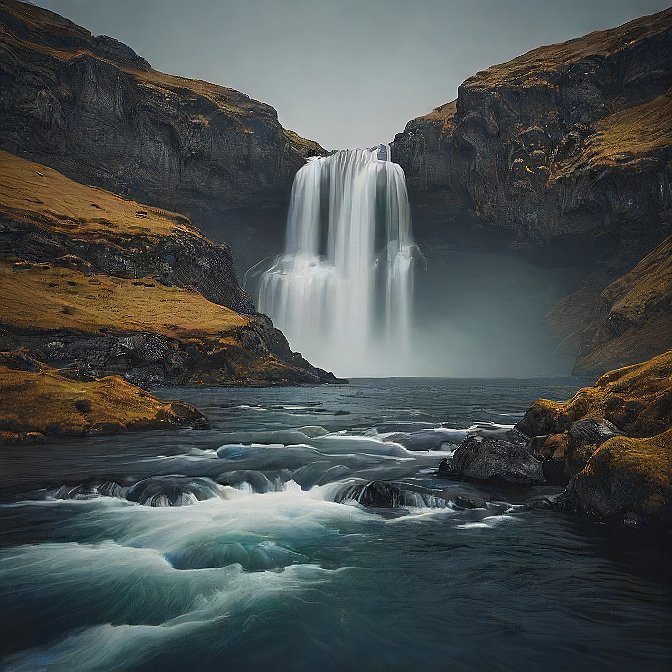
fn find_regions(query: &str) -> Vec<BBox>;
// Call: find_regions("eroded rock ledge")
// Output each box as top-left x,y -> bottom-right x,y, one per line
0,152 -> 339,391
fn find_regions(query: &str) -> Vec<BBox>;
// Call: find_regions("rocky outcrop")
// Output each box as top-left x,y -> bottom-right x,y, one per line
0,0 -> 325,265
565,429 -> 672,528
0,152 -> 339,387
0,351 -> 207,443
517,350 -> 672,438
547,235 -> 672,375
393,9 -> 672,272
0,151 -> 253,312
436,353 -> 671,526
516,351 -> 672,527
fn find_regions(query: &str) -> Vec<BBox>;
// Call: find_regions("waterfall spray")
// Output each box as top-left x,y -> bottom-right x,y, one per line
258,144 -> 417,376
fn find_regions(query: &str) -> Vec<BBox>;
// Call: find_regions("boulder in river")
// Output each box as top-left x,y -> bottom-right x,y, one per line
440,435 -> 545,486
335,480 -> 404,508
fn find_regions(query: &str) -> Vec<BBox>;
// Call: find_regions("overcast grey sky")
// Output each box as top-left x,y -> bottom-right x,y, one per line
34,0 -> 671,149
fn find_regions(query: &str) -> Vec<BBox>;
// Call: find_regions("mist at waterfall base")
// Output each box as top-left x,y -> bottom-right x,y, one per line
251,146 -> 576,378
2,380 -> 670,671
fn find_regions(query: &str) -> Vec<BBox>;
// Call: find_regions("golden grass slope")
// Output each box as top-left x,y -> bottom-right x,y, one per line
519,350 -> 672,438
0,150 -> 201,242
0,261 -> 247,339
466,7 -> 672,88
602,234 -> 672,323
575,235 -> 672,374
553,92 -> 672,178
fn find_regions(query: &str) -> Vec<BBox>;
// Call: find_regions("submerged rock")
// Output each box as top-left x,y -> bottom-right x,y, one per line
453,494 -> 487,510
126,476 -> 224,507
336,480 -> 405,508
332,480 -> 448,510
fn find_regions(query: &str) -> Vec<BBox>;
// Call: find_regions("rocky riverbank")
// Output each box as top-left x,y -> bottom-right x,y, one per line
439,351 -> 672,529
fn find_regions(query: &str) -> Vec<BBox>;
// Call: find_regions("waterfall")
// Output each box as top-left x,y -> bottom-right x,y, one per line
257,144 -> 417,376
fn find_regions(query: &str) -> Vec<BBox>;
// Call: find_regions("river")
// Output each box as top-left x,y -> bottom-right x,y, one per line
1,378 -> 669,671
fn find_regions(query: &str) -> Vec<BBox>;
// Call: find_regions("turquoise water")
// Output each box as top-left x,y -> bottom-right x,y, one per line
1,379 -> 669,671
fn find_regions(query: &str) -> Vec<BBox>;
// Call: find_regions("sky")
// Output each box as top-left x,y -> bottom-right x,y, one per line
33,0 -> 671,149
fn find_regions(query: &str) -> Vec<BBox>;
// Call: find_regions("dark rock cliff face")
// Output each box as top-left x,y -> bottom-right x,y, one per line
0,0 -> 325,267
392,9 -> 672,275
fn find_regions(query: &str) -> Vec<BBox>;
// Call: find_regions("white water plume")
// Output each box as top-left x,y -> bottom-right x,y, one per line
257,144 -> 418,376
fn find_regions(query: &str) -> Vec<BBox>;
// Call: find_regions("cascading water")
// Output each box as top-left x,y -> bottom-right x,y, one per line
257,144 -> 417,376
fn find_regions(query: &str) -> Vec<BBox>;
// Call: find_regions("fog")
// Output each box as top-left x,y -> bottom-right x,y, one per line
407,247 -> 582,378
244,246 -> 581,378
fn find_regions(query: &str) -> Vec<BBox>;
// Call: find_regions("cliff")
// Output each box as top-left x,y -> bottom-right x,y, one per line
392,9 -> 672,272
0,151 -> 337,389
0,0 -> 325,266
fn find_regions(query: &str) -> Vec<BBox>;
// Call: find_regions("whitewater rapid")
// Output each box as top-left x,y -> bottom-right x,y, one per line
257,145 -> 417,376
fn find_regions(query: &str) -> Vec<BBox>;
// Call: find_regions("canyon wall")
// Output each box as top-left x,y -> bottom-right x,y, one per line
393,8 -> 672,372
392,8 -> 671,272
0,0 -> 325,269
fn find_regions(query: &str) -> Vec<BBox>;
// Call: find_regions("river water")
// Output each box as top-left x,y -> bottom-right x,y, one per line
1,379 -> 669,671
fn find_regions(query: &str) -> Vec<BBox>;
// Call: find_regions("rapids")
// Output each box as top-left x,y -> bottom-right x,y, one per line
0,379 -> 670,671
